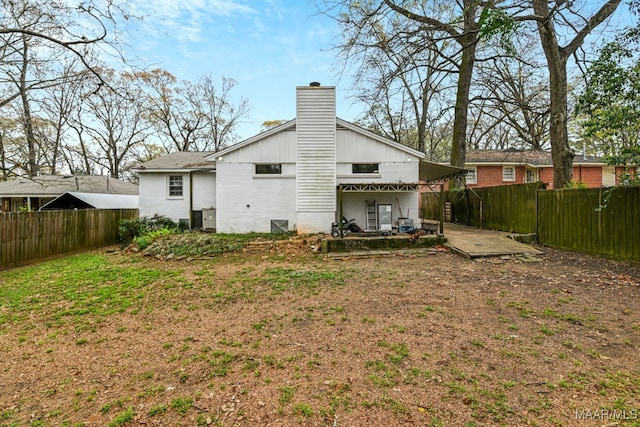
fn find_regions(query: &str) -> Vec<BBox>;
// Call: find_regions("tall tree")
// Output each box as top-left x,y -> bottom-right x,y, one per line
138,70 -> 251,152
576,28 -> 640,156
81,69 -> 151,178
339,2 -> 456,155
0,0 -> 134,177
0,0 -> 131,107
195,75 -> 251,151
137,69 -> 206,152
321,0 -> 489,185
528,0 -> 623,188
472,34 -> 550,150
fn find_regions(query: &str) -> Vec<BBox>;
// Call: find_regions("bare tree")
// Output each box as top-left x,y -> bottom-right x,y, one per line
36,65 -> 88,175
80,69 -> 152,178
195,75 -> 250,151
139,70 -> 251,152
471,34 -> 550,150
0,0 -> 135,177
526,0 -> 623,188
320,0 -> 490,186
137,69 -> 206,152
0,0 -> 133,107
345,9 -> 457,156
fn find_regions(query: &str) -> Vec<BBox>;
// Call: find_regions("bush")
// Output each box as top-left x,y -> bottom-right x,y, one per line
133,228 -> 174,249
118,215 -> 181,244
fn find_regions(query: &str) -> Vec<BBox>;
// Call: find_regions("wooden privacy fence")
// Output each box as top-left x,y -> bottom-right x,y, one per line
0,209 -> 138,270
537,187 -> 640,260
421,185 -> 640,261
421,182 -> 543,234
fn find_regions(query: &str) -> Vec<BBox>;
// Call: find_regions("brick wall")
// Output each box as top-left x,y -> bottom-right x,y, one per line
472,165 -> 606,189
470,165 -> 527,188
573,166 -> 602,188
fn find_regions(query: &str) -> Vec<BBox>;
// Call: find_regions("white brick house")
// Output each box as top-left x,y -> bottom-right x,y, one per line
135,83 -> 462,234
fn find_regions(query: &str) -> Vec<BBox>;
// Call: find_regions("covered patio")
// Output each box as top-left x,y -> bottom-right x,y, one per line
333,160 -> 466,237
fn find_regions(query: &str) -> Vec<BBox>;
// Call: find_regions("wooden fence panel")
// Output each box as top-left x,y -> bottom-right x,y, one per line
0,209 -> 138,270
421,183 -> 541,234
421,192 -> 442,220
532,187 -> 639,260
422,185 -> 639,261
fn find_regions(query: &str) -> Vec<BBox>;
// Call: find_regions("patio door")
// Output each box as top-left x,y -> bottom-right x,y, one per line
377,204 -> 392,233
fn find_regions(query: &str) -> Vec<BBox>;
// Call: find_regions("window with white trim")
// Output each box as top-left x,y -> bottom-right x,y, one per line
168,175 -> 183,197
352,163 -> 379,174
503,166 -> 516,182
525,169 -> 535,183
465,167 -> 477,184
255,164 -> 282,175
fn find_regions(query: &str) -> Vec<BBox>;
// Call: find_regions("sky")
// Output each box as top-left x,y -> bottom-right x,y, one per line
122,0 -> 359,140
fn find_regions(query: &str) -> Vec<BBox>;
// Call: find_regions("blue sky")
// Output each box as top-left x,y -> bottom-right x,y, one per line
123,0 -> 358,139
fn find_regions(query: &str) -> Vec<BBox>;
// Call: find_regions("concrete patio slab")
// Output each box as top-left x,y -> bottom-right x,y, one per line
444,223 -> 543,259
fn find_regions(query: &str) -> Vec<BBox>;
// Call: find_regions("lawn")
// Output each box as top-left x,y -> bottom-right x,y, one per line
0,235 -> 639,426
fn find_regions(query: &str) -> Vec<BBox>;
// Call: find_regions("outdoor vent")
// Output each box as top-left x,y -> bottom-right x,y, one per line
309,81 -> 321,87
270,219 -> 289,233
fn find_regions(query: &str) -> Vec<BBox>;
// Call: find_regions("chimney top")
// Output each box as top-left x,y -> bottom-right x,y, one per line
309,81 -> 321,87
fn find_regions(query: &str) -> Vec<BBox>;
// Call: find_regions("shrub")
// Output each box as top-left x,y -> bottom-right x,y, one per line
118,215 -> 181,244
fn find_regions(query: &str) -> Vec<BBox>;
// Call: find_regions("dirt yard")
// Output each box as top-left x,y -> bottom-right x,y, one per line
1,237 -> 639,427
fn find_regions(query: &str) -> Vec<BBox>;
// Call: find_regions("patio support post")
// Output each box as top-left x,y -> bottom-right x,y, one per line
439,183 -> 444,236
338,184 -> 344,237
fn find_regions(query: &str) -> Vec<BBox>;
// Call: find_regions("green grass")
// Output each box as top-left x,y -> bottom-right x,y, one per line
213,267 -> 345,303
0,254 -> 167,325
170,396 -> 193,416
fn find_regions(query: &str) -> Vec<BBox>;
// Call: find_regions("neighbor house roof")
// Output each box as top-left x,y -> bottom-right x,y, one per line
133,151 -> 216,172
465,149 -> 605,166
40,192 -> 139,210
0,175 -> 138,196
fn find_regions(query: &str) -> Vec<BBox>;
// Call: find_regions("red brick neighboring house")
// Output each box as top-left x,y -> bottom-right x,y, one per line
460,149 -> 633,189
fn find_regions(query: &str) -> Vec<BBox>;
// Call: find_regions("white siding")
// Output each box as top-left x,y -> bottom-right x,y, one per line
138,172 -> 191,222
336,129 -> 412,163
296,86 -> 336,233
192,173 -> 216,210
221,130 -> 297,163
216,162 -> 297,233
335,128 -> 420,185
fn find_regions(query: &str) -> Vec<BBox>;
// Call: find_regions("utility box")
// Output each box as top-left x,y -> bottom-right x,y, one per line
202,208 -> 216,231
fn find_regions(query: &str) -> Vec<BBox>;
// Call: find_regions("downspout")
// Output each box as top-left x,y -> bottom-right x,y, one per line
189,171 -> 194,229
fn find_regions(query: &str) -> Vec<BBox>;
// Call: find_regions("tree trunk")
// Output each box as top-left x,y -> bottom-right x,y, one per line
450,39 -> 476,170
547,63 -> 574,188
19,35 -> 38,177
532,0 -> 621,188
449,1 -> 479,187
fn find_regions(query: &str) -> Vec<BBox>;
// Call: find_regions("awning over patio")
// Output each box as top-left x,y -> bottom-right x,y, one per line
340,183 -> 418,192
419,160 -> 467,183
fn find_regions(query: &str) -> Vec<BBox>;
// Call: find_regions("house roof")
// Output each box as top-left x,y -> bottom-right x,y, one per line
465,149 -> 605,166
133,151 -> 216,172
0,175 -> 138,197
204,117 -> 465,181
40,192 -> 139,210
207,118 -> 425,160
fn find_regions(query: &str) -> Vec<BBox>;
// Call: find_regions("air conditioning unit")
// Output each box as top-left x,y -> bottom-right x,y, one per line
202,208 -> 216,231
